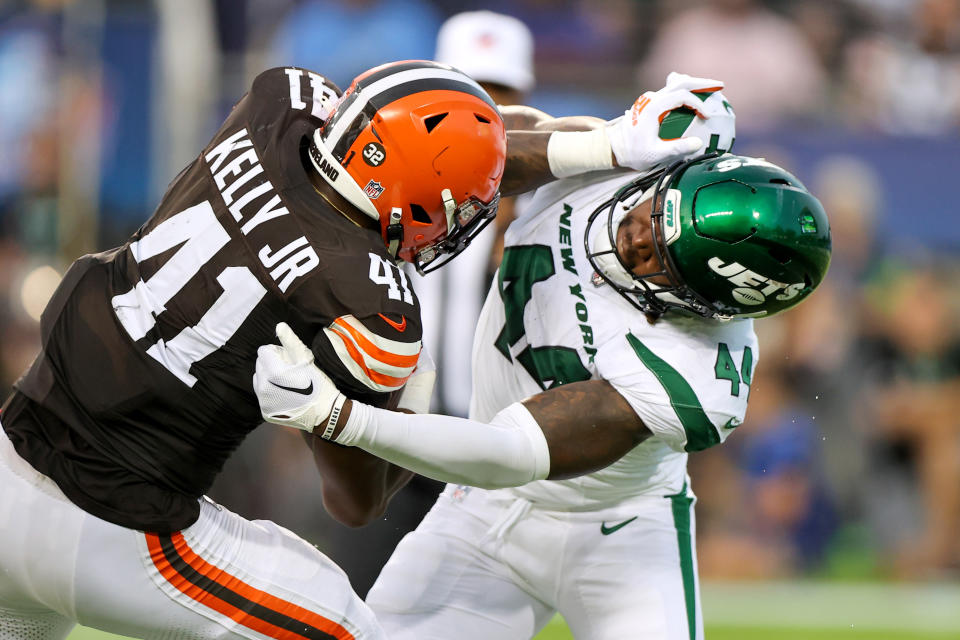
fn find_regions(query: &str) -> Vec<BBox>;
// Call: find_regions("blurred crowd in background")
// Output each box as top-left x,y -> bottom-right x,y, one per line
1,0 -> 959,597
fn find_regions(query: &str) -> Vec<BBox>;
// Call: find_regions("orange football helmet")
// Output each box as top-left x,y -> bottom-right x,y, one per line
308,60 -> 506,272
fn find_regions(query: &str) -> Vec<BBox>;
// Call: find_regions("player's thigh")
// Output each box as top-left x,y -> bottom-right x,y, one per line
74,499 -> 385,640
367,489 -> 553,640
0,425 -> 197,640
0,428 -> 79,639
558,497 -> 702,640
0,607 -> 74,640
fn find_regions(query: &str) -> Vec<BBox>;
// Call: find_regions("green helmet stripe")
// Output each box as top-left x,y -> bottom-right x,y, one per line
626,333 -> 720,452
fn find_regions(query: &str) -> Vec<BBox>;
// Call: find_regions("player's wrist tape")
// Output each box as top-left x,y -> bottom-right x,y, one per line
334,400 -> 550,488
547,129 -> 614,178
319,393 -> 347,440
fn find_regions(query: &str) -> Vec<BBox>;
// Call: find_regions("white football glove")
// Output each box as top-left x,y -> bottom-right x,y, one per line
659,72 -> 736,156
606,72 -> 725,173
396,347 -> 436,414
253,322 -> 345,434
663,71 -> 724,93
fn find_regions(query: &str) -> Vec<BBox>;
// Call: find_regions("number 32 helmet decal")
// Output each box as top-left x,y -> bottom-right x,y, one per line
586,153 -> 832,319
309,60 -> 507,272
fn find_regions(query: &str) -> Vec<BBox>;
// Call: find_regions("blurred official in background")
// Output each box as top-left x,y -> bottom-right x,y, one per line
370,12 -> 539,600
415,9 -> 535,418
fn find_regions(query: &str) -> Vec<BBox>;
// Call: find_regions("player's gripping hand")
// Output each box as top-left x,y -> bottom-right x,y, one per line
662,71 -> 724,93
396,347 -> 436,414
606,74 -> 720,173
254,322 -> 345,435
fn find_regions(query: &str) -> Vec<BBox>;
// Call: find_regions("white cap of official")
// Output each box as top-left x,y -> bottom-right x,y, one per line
435,11 -> 535,93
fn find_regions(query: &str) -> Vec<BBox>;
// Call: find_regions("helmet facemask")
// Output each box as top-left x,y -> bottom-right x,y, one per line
411,190 -> 500,273
586,153 -> 722,319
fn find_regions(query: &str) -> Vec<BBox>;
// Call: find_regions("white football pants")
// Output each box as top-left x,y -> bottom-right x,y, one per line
0,425 -> 385,640
367,485 -> 703,640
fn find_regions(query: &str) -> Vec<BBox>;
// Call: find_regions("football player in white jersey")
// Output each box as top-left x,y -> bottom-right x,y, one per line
252,81 -> 831,639
0,60 -> 717,640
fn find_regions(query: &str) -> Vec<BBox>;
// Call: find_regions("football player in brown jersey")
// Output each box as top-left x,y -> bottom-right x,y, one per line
0,59 -> 707,639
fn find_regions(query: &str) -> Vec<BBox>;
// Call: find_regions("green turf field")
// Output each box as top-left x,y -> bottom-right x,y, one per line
65,621 -> 960,640
65,581 -> 960,640
535,619 -> 960,639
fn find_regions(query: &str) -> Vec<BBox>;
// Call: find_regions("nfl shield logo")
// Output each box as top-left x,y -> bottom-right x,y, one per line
363,180 -> 384,199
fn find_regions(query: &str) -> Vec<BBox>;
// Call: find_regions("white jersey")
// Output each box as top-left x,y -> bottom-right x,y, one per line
470,172 -> 758,509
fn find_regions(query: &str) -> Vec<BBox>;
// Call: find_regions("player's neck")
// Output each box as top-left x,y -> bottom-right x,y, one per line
317,182 -> 378,230
301,142 -> 380,232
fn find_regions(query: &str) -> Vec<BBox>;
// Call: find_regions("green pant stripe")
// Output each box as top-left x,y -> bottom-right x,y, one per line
669,486 -> 697,640
625,333 -> 719,451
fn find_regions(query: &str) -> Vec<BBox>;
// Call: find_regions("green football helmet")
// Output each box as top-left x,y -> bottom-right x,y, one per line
585,153 -> 832,319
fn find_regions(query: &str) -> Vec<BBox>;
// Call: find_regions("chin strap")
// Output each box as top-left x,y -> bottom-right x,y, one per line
385,207 -> 403,258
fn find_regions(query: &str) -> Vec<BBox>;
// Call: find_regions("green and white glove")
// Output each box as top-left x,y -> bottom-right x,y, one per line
254,322 -> 346,437
657,72 -> 736,156
605,84 -> 708,173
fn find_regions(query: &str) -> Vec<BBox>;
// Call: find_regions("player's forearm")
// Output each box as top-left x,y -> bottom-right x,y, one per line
332,402 -> 551,488
501,131 -> 554,197
503,129 -> 626,197
500,105 -> 554,130
501,105 -> 607,133
502,115 -> 614,197
327,380 -> 649,485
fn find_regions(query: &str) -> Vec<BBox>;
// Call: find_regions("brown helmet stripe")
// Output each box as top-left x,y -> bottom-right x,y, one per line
351,60 -> 495,110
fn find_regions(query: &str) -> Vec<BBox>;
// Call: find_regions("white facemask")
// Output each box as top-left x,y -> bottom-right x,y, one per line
589,187 -> 654,289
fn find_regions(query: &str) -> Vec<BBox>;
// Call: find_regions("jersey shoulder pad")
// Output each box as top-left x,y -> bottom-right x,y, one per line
288,229 -> 421,326
328,246 -> 421,321
249,67 -> 342,124
289,240 -> 422,396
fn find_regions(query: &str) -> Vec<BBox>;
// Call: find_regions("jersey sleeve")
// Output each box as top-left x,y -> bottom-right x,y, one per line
286,245 -> 423,408
311,312 -> 421,401
595,320 -> 758,453
248,66 -> 342,126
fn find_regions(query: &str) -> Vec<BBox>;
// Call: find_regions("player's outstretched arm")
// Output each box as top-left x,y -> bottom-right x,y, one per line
254,325 -> 652,487
501,105 -> 609,197
500,75 -> 720,197
332,380 -> 651,487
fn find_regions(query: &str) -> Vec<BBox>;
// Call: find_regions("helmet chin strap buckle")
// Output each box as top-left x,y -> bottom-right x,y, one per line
386,207 -> 403,258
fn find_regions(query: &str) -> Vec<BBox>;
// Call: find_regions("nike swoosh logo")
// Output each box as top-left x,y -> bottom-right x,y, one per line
600,516 -> 638,535
378,313 -> 407,332
270,380 -> 314,396
723,417 -> 742,430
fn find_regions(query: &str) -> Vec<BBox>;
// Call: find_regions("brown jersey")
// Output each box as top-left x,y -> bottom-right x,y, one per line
2,67 -> 423,533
